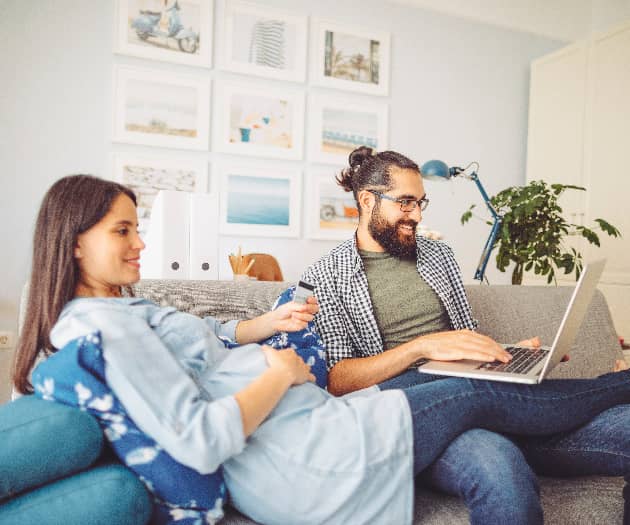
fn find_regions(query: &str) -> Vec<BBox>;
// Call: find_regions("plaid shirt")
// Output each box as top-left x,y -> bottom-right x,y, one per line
302,235 -> 478,370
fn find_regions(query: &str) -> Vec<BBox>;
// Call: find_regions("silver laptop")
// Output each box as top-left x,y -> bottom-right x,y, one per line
418,259 -> 606,384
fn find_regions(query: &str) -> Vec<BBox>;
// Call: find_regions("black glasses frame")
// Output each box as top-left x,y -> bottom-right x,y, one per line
367,190 -> 429,212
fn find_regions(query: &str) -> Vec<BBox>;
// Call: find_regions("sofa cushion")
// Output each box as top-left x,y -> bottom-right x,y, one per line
0,462 -> 152,525
32,333 -> 227,525
131,279 -> 289,322
0,395 -> 103,500
262,286 -> 327,388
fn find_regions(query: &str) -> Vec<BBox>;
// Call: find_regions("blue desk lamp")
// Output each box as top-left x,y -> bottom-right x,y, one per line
420,160 -> 502,283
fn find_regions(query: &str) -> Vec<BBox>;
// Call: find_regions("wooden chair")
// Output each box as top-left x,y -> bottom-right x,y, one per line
242,253 -> 284,281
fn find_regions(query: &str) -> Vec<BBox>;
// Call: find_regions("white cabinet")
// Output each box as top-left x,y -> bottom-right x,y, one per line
526,21 -> 630,339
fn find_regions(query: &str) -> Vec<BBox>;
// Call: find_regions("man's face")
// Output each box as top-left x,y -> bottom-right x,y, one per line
367,168 -> 426,258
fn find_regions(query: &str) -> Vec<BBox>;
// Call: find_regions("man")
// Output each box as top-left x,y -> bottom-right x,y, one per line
302,147 -> 630,524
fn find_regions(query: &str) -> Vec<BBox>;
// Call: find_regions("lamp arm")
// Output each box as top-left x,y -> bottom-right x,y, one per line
468,172 -> 500,220
474,216 -> 502,282
467,171 -> 502,282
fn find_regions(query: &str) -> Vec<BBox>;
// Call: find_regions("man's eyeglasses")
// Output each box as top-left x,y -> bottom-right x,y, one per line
367,190 -> 430,212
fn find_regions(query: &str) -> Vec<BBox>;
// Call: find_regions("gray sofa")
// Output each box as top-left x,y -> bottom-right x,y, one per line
14,279 -> 626,524
130,279 -> 626,524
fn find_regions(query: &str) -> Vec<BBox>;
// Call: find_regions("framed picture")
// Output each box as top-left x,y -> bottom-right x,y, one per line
217,0 -> 307,82
112,152 -> 208,234
113,65 -> 211,150
115,0 -> 213,67
308,93 -> 388,165
217,163 -> 301,237
310,19 -> 390,96
212,80 -> 305,159
306,167 -> 358,240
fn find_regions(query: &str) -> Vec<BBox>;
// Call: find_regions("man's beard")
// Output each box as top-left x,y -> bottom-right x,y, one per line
367,203 -> 418,259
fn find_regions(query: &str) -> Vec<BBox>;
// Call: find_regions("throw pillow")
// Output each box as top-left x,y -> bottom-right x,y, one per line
33,333 -> 227,525
0,463 -> 152,525
0,395 -> 102,501
263,286 -> 328,388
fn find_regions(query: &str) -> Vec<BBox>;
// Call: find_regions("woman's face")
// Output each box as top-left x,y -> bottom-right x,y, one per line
74,193 -> 145,297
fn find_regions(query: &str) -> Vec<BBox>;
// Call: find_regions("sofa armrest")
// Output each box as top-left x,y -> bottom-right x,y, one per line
465,285 -> 622,378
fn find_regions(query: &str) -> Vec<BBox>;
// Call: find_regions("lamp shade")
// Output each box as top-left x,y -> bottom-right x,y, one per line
420,160 -> 452,181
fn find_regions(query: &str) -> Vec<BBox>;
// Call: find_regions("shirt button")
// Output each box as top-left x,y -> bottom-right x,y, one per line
173,422 -> 184,434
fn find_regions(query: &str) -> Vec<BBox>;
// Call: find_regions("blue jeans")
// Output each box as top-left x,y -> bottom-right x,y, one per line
380,370 -> 630,525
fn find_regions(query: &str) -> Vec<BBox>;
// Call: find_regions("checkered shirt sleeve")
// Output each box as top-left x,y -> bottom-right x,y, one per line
301,240 -> 379,370
421,239 -> 478,331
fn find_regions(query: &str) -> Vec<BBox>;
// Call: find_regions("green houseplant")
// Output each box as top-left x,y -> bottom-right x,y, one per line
461,180 -> 621,285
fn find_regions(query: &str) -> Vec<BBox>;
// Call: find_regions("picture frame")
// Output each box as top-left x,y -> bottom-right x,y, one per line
306,167 -> 358,240
217,162 -> 301,237
217,0 -> 308,82
310,19 -> 390,96
114,0 -> 213,68
308,92 -> 389,165
113,65 -> 211,151
212,80 -> 305,160
112,152 -> 208,234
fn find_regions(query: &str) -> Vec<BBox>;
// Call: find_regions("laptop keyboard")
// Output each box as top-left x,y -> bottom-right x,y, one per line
478,346 -> 549,374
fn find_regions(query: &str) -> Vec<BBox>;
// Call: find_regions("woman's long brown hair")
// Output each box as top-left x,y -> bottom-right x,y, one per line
13,175 -> 136,394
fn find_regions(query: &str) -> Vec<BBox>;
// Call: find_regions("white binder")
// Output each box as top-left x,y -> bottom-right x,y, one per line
140,190 -> 190,279
140,190 -> 219,280
189,192 -> 219,280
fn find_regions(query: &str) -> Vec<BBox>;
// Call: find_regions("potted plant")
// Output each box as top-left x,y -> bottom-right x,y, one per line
461,180 -> 621,285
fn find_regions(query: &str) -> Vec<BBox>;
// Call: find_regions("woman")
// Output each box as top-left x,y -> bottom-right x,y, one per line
13,175 -> 630,525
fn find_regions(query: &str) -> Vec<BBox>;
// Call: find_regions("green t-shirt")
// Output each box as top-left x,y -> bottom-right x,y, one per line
359,249 -> 451,350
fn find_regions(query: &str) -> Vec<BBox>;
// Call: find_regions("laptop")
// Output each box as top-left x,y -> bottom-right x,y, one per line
418,259 -> 607,384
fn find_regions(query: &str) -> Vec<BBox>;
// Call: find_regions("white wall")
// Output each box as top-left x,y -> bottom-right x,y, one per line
0,0 -> 564,355
590,0 -> 630,33
391,0 -> 594,41
391,0 -> 630,41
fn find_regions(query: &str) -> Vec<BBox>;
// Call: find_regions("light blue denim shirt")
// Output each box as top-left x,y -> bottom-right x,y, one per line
51,298 -> 414,525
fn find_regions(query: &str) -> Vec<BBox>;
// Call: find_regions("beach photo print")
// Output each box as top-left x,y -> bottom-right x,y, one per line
217,162 -> 301,237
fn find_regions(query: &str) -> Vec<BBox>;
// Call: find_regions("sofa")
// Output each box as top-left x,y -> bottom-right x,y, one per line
1,278 -> 626,524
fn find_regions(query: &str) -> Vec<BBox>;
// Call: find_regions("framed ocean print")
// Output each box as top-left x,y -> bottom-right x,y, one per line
308,93 -> 389,165
217,0 -> 307,82
212,80 -> 305,160
113,65 -> 211,150
112,152 -> 208,234
310,19 -> 390,96
217,162 -> 301,237
115,0 -> 213,67
306,167 -> 358,240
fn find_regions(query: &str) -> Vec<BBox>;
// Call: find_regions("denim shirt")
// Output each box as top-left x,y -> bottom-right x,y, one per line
51,298 -> 414,525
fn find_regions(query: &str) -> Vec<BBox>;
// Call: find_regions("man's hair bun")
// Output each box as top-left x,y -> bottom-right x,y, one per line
348,146 -> 374,170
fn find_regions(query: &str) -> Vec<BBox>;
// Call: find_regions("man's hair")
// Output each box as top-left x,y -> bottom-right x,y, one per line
336,146 -> 420,214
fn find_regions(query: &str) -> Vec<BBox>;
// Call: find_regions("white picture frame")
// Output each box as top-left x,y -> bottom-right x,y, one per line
212,80 -> 305,160
112,152 -> 209,235
217,162 -> 301,237
306,167 -> 358,240
308,92 -> 389,165
310,18 -> 390,96
113,65 -> 211,151
217,0 -> 307,82
114,0 -> 213,68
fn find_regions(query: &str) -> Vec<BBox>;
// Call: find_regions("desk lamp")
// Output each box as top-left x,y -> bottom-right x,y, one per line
420,160 -> 502,283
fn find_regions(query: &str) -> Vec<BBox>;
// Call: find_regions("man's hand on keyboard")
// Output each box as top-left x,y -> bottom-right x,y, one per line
416,329 -> 513,364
